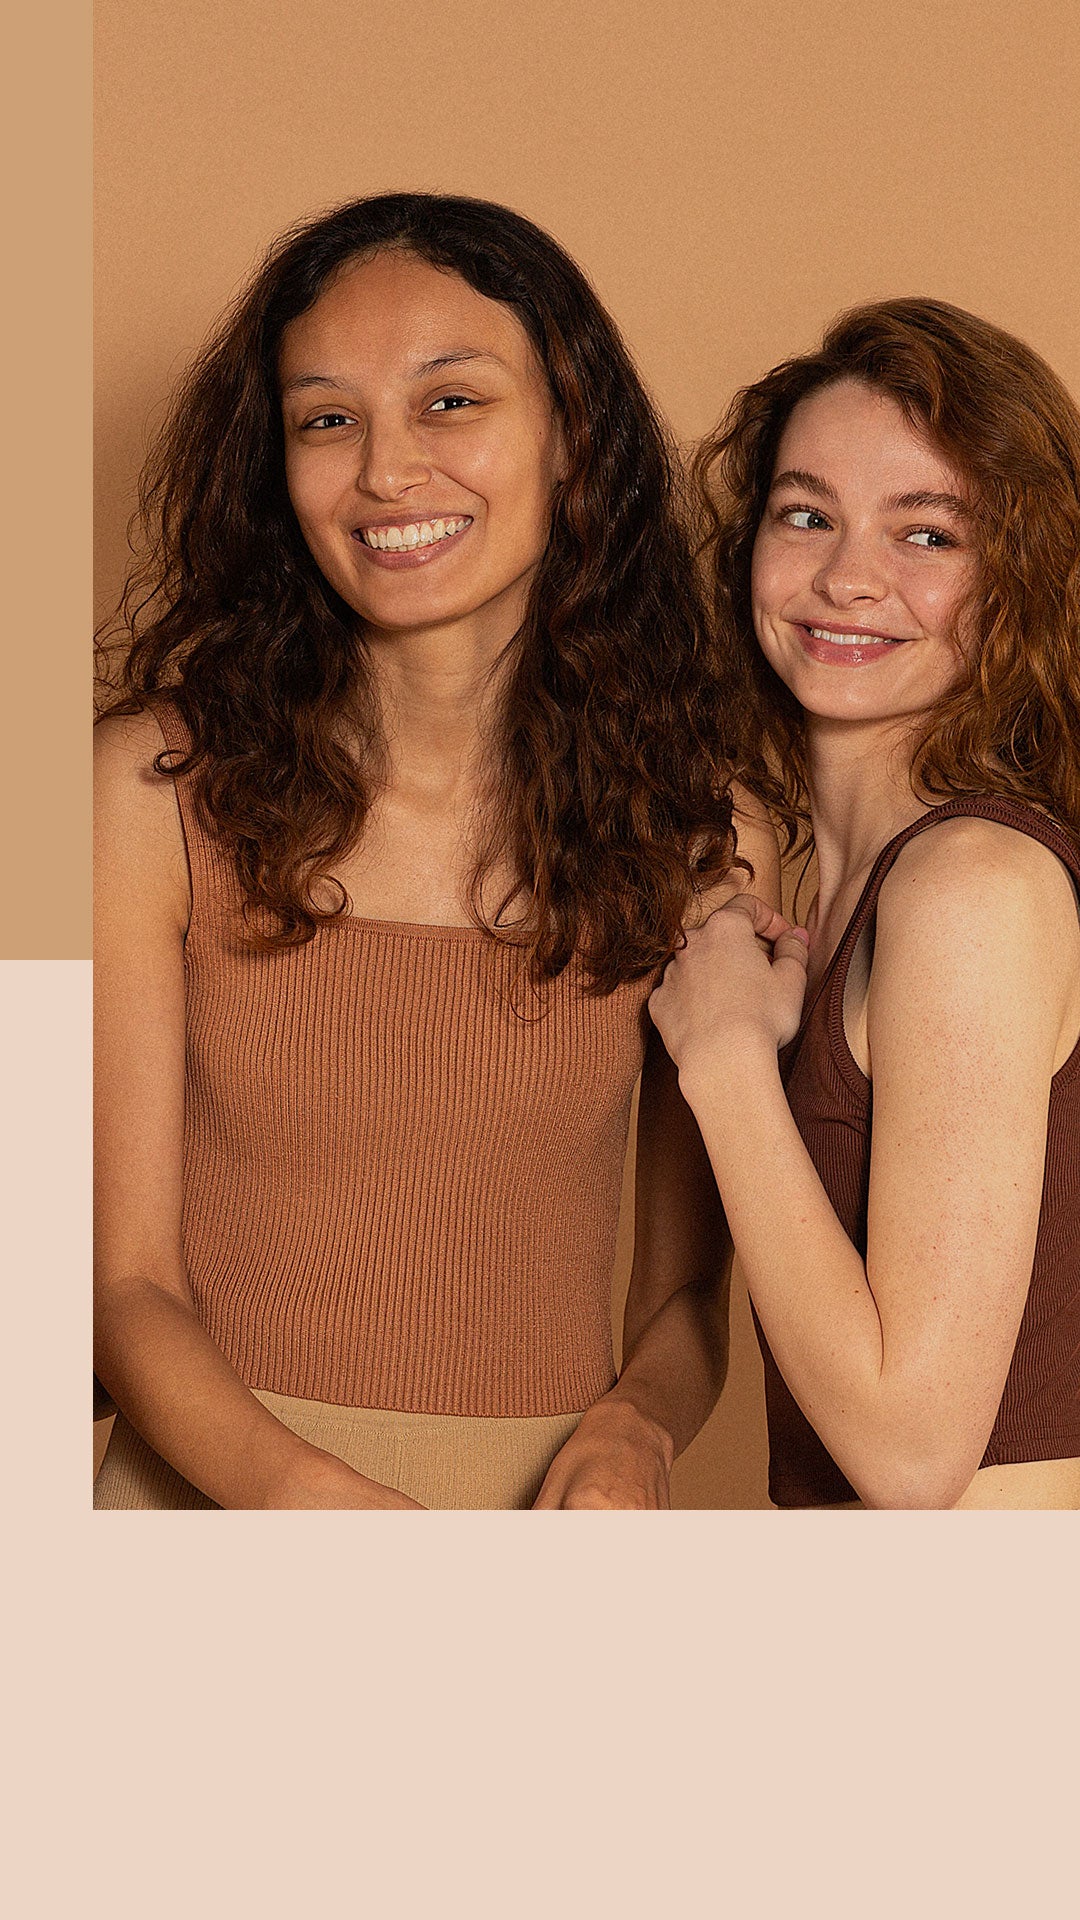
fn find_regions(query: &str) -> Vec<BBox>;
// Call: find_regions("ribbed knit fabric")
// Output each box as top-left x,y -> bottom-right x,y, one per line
758,796 -> 1080,1508
154,702 -> 651,1417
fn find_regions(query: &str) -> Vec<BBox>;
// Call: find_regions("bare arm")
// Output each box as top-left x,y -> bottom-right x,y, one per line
94,712 -> 422,1509
534,792 -> 781,1507
650,821 -> 1078,1509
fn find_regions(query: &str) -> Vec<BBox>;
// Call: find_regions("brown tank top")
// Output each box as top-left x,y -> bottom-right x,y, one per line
155,702 -> 651,1416
758,795 -> 1080,1507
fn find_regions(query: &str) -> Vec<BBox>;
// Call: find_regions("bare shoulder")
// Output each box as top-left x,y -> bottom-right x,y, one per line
94,705 -> 172,790
880,812 -> 1080,936
730,779 -> 776,840
95,708 -> 190,930
870,813 -> 1079,1053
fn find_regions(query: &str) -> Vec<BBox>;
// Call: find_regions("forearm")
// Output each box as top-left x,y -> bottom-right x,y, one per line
606,1268 -> 730,1461
682,1045 -> 937,1503
96,1278 -> 379,1508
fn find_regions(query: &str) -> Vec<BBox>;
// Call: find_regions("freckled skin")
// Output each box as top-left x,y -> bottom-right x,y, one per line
750,379 -> 977,728
647,375 -> 1080,1510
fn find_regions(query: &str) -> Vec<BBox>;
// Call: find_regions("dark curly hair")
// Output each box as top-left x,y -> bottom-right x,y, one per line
693,297 -> 1080,859
97,191 -> 743,990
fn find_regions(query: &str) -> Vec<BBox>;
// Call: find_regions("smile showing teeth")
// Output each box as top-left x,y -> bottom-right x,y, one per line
359,516 -> 471,551
808,626 -> 901,645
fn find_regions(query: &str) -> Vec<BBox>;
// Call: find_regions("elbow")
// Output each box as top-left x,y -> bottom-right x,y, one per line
836,1377 -> 987,1510
857,1479 -> 964,1512
847,1446 -> 980,1513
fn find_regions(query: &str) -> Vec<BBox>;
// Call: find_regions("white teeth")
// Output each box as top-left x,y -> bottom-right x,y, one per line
809,627 -> 896,645
360,516 -> 469,551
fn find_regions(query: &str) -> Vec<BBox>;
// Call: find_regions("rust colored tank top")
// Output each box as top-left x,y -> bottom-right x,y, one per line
155,703 -> 651,1416
758,795 -> 1080,1507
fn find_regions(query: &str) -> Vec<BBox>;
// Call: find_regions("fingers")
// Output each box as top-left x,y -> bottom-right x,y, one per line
711,895 -> 813,957
713,892 -> 781,934
773,927 -> 810,961
714,893 -> 795,944
770,927 -> 811,992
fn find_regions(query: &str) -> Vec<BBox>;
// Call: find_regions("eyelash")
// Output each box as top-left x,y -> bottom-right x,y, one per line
779,505 -> 831,531
778,505 -> 958,548
906,526 -> 957,549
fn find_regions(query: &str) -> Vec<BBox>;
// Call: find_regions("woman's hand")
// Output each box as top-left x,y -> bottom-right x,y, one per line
648,894 -> 810,1092
531,1399 -> 674,1509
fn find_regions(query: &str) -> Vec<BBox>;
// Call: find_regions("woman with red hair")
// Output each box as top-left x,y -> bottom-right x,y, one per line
651,299 -> 1080,1508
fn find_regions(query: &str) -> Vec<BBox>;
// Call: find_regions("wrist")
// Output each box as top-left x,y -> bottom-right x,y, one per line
582,1392 -> 676,1474
258,1436 -> 358,1510
677,1030 -> 781,1115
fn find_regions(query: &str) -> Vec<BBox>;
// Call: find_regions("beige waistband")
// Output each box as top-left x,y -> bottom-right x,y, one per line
93,1392 -> 585,1511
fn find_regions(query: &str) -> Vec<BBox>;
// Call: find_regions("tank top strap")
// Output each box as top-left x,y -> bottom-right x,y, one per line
150,698 -> 242,930
824,795 -> 1080,1026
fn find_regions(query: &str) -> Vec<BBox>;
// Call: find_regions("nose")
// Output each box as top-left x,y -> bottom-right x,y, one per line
355,412 -> 431,500
813,527 -> 889,607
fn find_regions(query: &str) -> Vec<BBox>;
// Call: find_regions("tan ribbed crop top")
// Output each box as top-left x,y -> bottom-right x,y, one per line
155,703 -> 651,1416
758,796 -> 1080,1507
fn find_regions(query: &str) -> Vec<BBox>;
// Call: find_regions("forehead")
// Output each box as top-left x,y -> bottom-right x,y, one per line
278,249 -> 540,384
773,379 -> 965,497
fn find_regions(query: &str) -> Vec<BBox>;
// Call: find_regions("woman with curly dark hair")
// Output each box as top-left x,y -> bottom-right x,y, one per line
94,192 -> 777,1509
651,299 -> 1080,1509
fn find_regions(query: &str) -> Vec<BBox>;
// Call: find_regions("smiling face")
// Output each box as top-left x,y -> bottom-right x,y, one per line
750,379 -> 979,730
279,249 -> 566,648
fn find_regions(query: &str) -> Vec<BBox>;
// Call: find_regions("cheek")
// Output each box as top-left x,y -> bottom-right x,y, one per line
284,451 -> 334,536
474,420 -> 555,496
903,555 -> 976,641
750,534 -> 796,627
478,429 -> 559,552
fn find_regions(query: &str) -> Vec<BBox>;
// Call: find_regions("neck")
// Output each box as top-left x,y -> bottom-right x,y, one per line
804,714 -> 930,911
364,612 -> 516,798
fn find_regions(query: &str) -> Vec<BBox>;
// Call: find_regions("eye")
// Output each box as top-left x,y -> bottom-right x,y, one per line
906,526 -> 957,549
781,505 -> 832,531
427,394 -> 475,414
303,412 -> 355,431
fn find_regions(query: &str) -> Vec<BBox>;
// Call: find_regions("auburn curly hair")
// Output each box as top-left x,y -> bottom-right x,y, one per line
693,297 -> 1080,856
97,192 -> 742,991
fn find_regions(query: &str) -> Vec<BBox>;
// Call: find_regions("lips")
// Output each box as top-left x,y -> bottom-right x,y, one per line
349,514 -> 474,569
796,622 -> 913,665
354,515 -> 472,552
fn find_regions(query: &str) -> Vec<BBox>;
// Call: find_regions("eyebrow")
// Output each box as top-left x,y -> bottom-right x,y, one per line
769,470 -> 970,517
881,489 -> 971,517
770,468 -> 839,502
281,350 -> 505,396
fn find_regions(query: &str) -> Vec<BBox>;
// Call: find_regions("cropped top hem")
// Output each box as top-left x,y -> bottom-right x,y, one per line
770,1438 -> 1080,1507
234,1363 -> 615,1421
980,1434 -> 1080,1471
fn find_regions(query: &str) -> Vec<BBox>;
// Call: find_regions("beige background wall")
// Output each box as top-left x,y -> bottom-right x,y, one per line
89,0 -> 1080,1504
